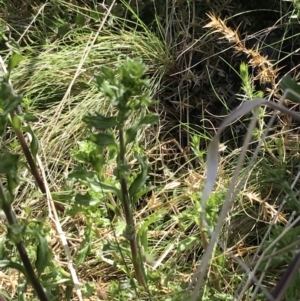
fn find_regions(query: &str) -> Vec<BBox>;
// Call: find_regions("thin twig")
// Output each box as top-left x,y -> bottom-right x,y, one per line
36,154 -> 84,301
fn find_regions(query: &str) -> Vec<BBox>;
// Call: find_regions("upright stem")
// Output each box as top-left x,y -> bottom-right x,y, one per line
118,128 -> 146,288
11,112 -> 65,212
0,181 -> 49,301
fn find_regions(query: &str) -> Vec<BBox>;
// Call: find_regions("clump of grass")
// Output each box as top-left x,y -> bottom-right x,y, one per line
5,9 -> 171,196
185,8 -> 300,301
0,1 -> 211,300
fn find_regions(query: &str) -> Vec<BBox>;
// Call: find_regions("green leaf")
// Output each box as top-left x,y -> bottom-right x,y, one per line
133,185 -> 156,200
72,140 -> 105,166
94,70 -> 117,101
68,169 -> 96,181
23,113 -> 38,122
7,224 -> 25,244
0,82 -> 22,114
125,125 -> 138,144
11,114 -> 21,130
22,125 -> 39,159
4,94 -> 22,114
178,236 -> 197,251
65,284 -> 73,301
0,153 -> 19,175
82,282 -> 95,297
0,237 -> 5,259
75,193 -> 100,206
51,190 -> 73,202
113,163 -> 130,179
102,241 -> 129,254
7,172 -> 19,192
0,149 -> 19,193
239,62 -> 249,80
18,286 -> 26,301
89,181 -> 121,198
137,214 -> 161,253
129,155 -> 149,200
126,114 -> 158,144
57,23 -> 72,37
7,53 -> 23,74
279,75 -> 300,103
89,132 -> 116,146
76,244 -> 91,266
95,68 -> 113,84
83,113 -> 118,130
69,169 -> 120,197
76,223 -> 92,267
30,133 -> 39,160
0,260 -> 27,277
138,114 -> 159,127
35,234 -> 50,276
75,13 -> 86,28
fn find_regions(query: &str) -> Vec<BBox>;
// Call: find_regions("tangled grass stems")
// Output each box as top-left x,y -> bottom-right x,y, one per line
189,90 -> 300,300
6,22 -> 171,192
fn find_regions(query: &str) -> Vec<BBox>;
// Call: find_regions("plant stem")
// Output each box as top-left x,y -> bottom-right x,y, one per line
118,128 -> 146,288
11,112 -> 65,212
0,180 -> 49,301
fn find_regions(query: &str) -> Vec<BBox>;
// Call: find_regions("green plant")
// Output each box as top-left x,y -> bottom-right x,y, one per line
0,54 -> 86,301
69,58 -> 158,289
0,55 -> 52,300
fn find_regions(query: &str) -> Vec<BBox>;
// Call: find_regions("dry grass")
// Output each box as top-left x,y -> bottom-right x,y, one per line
204,13 -> 280,87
